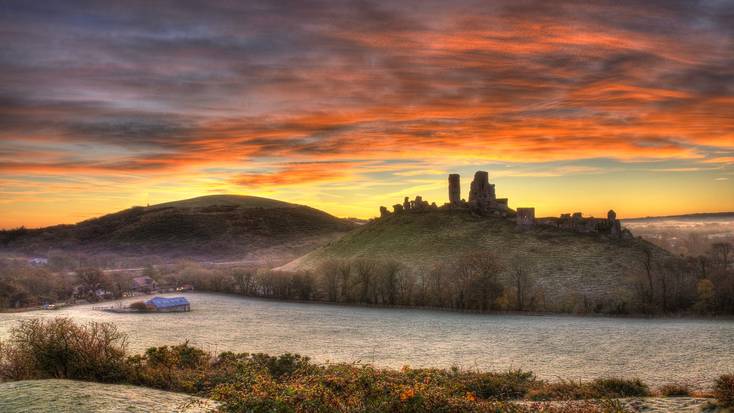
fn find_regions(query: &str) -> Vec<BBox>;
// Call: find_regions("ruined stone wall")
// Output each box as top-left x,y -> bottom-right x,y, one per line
516,207 -> 535,227
468,171 -> 494,209
448,174 -> 461,205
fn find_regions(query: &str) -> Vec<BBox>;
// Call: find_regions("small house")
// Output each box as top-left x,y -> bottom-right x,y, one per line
29,257 -> 48,266
131,276 -> 159,293
145,296 -> 191,312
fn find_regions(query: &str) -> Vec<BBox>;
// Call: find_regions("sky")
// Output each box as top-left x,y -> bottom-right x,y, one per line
1,0 -> 733,228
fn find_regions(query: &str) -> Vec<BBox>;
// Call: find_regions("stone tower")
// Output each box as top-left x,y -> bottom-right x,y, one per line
516,207 -> 535,227
448,174 -> 461,204
468,171 -> 495,209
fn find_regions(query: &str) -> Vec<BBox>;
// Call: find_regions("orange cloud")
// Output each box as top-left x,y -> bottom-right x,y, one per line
232,162 -> 360,187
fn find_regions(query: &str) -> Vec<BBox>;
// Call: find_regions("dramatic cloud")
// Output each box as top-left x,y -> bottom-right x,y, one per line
0,0 -> 732,226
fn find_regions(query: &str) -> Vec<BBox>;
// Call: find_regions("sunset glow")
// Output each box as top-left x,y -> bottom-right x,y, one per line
1,0 -> 733,228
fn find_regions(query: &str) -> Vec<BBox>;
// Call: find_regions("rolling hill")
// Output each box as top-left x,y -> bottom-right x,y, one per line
0,195 -> 355,263
282,210 -> 670,309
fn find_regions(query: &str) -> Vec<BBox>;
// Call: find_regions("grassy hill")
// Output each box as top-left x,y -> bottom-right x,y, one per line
283,210 -> 670,309
0,195 -> 355,262
0,380 -> 215,412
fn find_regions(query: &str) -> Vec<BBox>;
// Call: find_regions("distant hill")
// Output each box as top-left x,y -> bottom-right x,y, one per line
0,195 -> 355,263
282,210 -> 670,309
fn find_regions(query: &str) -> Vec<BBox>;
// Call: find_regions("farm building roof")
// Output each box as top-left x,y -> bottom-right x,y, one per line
132,276 -> 157,287
145,296 -> 190,309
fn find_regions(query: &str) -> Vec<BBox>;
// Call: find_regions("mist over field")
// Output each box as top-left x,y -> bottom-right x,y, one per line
623,215 -> 734,257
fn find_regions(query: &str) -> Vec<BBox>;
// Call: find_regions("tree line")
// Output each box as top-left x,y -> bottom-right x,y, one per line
159,242 -> 734,315
2,242 -> 732,315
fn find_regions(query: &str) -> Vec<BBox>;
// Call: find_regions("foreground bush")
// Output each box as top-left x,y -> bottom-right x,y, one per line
658,383 -> 690,397
0,318 -> 127,382
526,378 -> 648,401
715,374 -> 734,407
590,378 -> 649,398
0,318 -> 711,413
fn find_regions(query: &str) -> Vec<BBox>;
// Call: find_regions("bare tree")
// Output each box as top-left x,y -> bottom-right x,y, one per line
232,269 -> 255,295
451,252 -> 504,311
711,242 -> 732,271
319,260 -> 340,302
337,260 -> 352,303
641,247 -> 655,305
354,259 -> 376,304
75,267 -> 109,302
510,257 -> 534,311
379,260 -> 402,305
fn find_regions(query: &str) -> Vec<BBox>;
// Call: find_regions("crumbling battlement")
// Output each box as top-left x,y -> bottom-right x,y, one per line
536,209 -> 629,239
378,170 -> 630,239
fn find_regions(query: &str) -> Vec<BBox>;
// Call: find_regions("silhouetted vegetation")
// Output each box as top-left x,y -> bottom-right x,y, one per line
3,318 -> 709,413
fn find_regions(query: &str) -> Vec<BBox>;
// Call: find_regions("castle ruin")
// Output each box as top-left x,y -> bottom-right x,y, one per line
448,174 -> 461,205
378,170 -> 630,239
516,207 -> 535,227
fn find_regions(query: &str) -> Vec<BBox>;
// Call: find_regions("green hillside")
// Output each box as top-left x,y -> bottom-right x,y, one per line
283,210 -> 670,309
0,195 -> 355,262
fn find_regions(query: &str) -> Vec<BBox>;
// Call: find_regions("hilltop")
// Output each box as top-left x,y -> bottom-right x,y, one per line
282,209 -> 668,309
282,171 -> 671,311
0,195 -> 355,263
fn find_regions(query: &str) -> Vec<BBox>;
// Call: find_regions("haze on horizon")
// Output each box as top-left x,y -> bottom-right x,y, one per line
1,0 -> 733,229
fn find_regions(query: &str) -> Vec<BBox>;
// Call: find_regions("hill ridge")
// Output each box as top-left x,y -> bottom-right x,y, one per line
0,194 -> 355,263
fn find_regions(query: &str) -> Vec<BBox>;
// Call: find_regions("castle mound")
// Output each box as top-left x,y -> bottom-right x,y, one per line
282,209 -> 670,310
0,195 -> 356,263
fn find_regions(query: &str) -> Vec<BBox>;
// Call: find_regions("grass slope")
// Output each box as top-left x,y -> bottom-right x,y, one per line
285,210 -> 669,308
0,379 -> 215,413
0,195 -> 355,261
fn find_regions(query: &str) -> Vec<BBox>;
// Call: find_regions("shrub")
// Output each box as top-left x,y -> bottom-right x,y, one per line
715,374 -> 734,407
658,383 -> 690,397
461,370 -> 536,400
129,301 -> 148,311
2,318 -> 661,413
248,352 -> 313,379
4,318 -> 128,382
591,378 -> 649,398
527,380 -> 595,401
